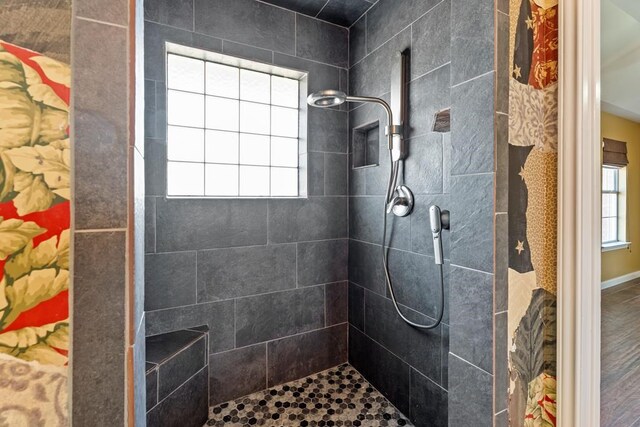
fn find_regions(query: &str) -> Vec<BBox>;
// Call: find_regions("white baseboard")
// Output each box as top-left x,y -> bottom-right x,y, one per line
601,270 -> 640,290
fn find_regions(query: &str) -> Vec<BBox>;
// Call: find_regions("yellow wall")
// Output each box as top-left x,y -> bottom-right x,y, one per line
601,112 -> 640,281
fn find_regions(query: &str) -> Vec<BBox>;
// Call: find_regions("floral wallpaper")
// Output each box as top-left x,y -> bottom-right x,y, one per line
0,40 -> 70,425
508,0 -> 558,425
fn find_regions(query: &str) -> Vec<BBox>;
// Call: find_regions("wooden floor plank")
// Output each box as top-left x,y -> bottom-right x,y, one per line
601,279 -> 640,427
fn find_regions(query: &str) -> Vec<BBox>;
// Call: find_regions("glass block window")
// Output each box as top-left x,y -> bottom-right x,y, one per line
166,53 -> 301,197
602,166 -> 625,244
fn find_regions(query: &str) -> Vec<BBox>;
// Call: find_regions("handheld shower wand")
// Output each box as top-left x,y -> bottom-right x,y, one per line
430,206 -> 444,265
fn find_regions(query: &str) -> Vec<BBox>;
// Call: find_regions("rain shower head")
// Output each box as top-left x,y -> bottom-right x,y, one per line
307,90 -> 347,108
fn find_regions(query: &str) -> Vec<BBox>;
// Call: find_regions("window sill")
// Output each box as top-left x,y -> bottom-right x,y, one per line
601,242 -> 631,252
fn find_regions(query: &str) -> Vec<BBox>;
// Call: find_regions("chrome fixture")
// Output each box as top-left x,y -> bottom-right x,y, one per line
307,50 -> 449,330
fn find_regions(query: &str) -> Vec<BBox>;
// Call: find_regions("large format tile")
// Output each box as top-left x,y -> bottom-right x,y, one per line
365,0 -> 441,53
156,336 -> 207,400
144,21 -> 193,82
349,14 -> 367,67
410,0 -> 451,80
404,133 -> 444,194
350,28 -> 411,98
146,329 -> 204,363
296,14 -> 348,67
144,0 -> 193,30
144,138 -> 165,197
146,364 -> 158,411
307,151 -> 325,196
449,173 -> 494,272
147,367 -> 209,427
349,196 -> 410,249
194,0 -> 295,54
76,0 -> 127,25
410,193 -> 451,260
235,287 -> 325,346
386,249 -> 449,323
73,20 -> 128,230
348,240 -> 386,296
197,244 -> 296,301
325,153 -> 348,195
156,198 -> 268,251
449,265 -> 494,373
259,0 -> 326,16
145,251 -> 197,311
72,232 -> 126,425
267,324 -> 348,386
448,354 -> 493,426
268,197 -> 347,243
145,197 -> 156,252
222,40 -> 273,64
297,240 -> 348,286
348,282 -> 365,331
451,72 -> 495,175
365,290 -> 442,384
146,300 -> 235,353
209,344 -> 267,405
326,282 -> 348,325
407,64 -> 451,138
451,0 -> 494,85
308,108 -> 348,153
349,326 -> 411,415
410,369 -> 448,427
274,53 -> 342,94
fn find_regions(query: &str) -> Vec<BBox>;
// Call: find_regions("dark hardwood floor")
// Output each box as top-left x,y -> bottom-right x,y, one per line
601,279 -> 640,426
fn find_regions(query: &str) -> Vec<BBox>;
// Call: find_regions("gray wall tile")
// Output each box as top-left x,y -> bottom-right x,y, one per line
404,134 -> 444,194
307,151 -> 325,196
451,0 -> 494,85
268,324 -> 348,386
157,337 -> 207,400
259,0 -> 326,16
144,138 -> 165,196
325,153 -> 348,195
350,28 -> 410,98
365,0 -> 440,54
449,266 -> 493,373
222,40 -> 273,64
146,367 -> 208,427
326,282 -> 348,325
156,198 -> 268,251
144,0 -> 193,30
365,290 -> 442,383
209,344 -> 267,405
194,0 -> 295,54
407,64 -> 450,138
268,197 -> 347,243
296,14 -> 348,67
410,369 -> 448,427
145,251 -> 197,311
73,20 -> 128,230
451,72 -> 495,175
197,244 -> 296,301
348,282 -> 365,330
448,354 -> 493,426
297,240 -> 348,286
450,173 -> 494,272
349,14 -> 367,67
348,240 -> 385,295
308,108 -> 348,153
72,232 -> 126,425
350,196 -> 410,249
274,53 -> 341,93
145,197 -> 156,253
76,0 -> 127,25
410,0 -> 451,80
146,300 -> 235,353
144,21 -> 193,81
410,194 -> 451,259
235,287 -> 325,346
349,326 -> 411,415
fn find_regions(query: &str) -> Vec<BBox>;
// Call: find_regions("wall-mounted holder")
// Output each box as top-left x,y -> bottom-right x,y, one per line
352,120 -> 380,169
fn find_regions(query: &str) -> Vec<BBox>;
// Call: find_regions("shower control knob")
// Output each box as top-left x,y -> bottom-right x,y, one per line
387,185 -> 414,217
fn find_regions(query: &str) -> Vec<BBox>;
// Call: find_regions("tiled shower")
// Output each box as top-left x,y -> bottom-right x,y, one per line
142,0 -> 508,426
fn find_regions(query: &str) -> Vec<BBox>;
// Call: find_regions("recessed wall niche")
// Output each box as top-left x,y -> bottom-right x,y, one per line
352,121 -> 380,168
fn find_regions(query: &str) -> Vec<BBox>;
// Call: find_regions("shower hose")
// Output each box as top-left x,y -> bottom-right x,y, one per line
382,151 -> 445,330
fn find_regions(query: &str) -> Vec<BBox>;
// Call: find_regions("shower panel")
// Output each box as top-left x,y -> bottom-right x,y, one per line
307,51 -> 450,330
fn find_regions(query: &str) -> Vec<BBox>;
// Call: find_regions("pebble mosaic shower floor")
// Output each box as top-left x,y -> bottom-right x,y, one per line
206,363 -> 414,427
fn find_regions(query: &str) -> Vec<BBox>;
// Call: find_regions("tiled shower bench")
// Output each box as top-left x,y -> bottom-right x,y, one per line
146,327 -> 209,426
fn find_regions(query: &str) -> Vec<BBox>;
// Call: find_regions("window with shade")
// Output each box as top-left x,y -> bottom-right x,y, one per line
165,51 -> 306,198
602,137 -> 629,249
